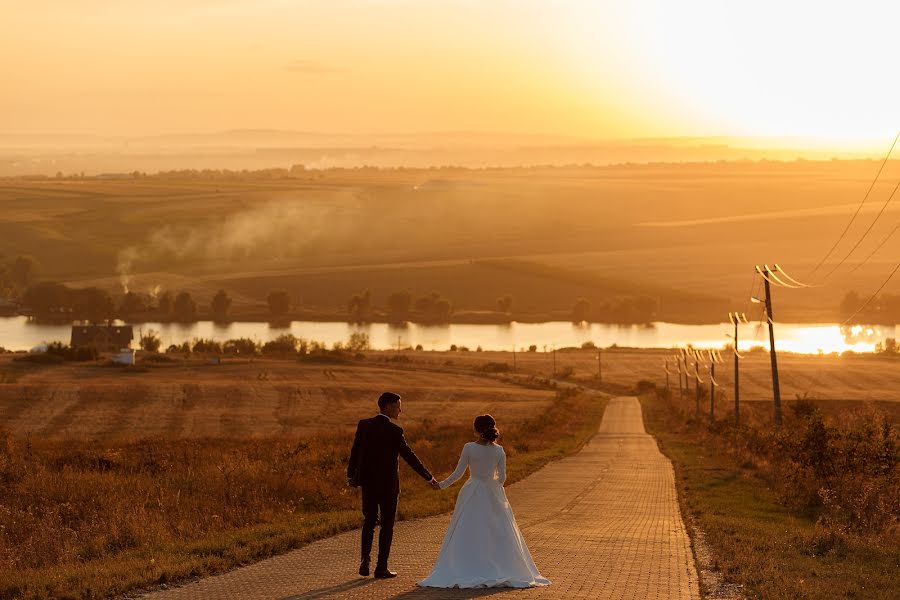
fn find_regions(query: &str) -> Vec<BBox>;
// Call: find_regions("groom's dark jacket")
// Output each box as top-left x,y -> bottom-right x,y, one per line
348,415 -> 432,495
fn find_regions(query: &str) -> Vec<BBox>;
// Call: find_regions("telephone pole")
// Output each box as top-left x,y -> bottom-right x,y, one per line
597,348 -> 602,383
664,359 -> 670,393
728,312 -> 747,425
758,265 -> 782,427
693,352 -> 702,416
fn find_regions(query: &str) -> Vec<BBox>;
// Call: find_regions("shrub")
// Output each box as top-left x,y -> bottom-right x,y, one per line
223,338 -> 259,356
261,334 -> 302,356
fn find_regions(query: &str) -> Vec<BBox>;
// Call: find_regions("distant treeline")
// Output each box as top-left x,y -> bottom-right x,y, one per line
840,291 -> 900,324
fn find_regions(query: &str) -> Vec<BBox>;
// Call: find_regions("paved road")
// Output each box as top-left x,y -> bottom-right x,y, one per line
142,397 -> 700,599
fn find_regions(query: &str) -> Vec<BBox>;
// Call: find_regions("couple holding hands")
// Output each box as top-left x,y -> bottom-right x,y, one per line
347,392 -> 550,589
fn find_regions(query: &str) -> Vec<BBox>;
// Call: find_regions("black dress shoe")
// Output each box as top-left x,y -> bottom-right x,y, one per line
358,559 -> 370,577
373,569 -> 397,579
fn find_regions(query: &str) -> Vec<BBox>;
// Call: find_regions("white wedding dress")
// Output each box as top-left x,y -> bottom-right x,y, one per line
417,442 -> 550,588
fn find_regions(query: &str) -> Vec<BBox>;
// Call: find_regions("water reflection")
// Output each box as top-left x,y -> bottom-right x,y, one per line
0,317 -> 895,354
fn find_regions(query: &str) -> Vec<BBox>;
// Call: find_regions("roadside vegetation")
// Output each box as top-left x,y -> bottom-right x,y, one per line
641,389 -> 898,600
0,387 -> 604,600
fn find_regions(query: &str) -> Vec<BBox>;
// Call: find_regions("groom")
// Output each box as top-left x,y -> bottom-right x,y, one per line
347,392 -> 438,578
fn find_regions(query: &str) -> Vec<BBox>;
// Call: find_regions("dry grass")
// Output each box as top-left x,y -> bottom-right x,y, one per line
392,348 -> 900,411
0,359 -> 604,600
641,392 -> 899,599
0,356 -> 553,439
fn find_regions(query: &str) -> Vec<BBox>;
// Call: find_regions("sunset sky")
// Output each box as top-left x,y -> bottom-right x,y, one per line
3,0 -> 898,144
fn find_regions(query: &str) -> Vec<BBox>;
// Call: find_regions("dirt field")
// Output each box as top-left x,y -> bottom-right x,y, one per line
0,356 -> 553,440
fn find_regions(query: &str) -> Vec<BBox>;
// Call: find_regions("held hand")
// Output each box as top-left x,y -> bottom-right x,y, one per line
429,478 -> 441,490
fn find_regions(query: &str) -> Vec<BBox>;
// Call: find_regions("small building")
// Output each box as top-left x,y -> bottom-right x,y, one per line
70,324 -> 134,352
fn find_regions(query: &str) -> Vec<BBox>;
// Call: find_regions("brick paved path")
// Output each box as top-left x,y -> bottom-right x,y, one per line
142,397 -> 699,599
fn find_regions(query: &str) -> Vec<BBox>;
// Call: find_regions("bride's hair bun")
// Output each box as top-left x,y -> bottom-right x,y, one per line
473,414 -> 500,442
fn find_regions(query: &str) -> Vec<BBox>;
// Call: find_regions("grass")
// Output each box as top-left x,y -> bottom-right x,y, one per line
640,393 -> 899,600
0,386 -> 605,599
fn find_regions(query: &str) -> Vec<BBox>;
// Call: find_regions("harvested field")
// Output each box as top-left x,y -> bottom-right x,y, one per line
0,355 -> 552,440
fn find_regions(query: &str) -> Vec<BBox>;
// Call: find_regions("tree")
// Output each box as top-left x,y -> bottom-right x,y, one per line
223,338 -> 259,356
211,289 -> 232,322
497,295 -> 513,313
72,287 -> 114,320
347,290 -> 371,322
386,291 -> 412,321
140,329 -> 162,352
267,290 -> 291,318
10,255 -> 39,289
173,291 -> 197,322
348,331 -> 370,352
414,291 -> 452,322
157,291 -> 173,316
261,334 -> 302,355
22,281 -> 72,314
119,292 -> 148,315
572,298 -> 591,322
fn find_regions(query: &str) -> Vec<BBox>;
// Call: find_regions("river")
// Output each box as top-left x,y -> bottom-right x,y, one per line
0,317 -> 895,354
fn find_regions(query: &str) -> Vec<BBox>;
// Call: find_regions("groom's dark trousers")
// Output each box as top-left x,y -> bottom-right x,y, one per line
348,415 -> 432,570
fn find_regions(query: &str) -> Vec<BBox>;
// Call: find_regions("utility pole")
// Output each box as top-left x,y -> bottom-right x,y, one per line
512,346 -> 517,372
709,350 -> 722,421
397,335 -> 402,352
552,346 -> 556,377
760,266 -> 782,427
664,359 -> 670,393
597,348 -> 602,383
729,312 -> 747,426
693,353 -> 702,416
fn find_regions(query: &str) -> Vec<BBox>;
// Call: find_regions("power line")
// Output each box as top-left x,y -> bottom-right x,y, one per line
809,130 -> 900,276
848,219 -> 900,273
823,177 -> 900,278
841,260 -> 900,325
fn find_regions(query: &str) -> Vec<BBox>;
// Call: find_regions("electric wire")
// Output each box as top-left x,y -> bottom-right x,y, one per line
848,220 -> 900,274
809,130 -> 900,276
823,177 -> 900,278
767,269 -> 805,289
772,264 -> 817,288
841,260 -> 900,325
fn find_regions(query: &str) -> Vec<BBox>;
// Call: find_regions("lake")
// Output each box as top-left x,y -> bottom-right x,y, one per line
0,317 -> 894,354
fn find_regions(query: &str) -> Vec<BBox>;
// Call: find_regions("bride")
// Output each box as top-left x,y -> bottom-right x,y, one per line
417,415 -> 550,589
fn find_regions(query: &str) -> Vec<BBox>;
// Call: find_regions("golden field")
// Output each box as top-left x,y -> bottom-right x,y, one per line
0,354 -> 604,599
5,160 -> 900,323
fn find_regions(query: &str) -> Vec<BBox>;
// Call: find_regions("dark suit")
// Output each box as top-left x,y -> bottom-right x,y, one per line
347,414 -> 432,569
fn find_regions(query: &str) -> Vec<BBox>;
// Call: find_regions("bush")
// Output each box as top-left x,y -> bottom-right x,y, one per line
223,338 -> 259,356
139,329 -> 161,353
347,332 -> 370,352
261,334 -> 302,356
191,338 -> 222,354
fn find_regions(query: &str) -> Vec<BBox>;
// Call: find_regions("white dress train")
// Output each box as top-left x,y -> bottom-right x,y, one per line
417,442 -> 550,589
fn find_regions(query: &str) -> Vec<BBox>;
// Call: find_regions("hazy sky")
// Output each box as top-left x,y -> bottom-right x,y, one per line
3,0 -> 899,142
